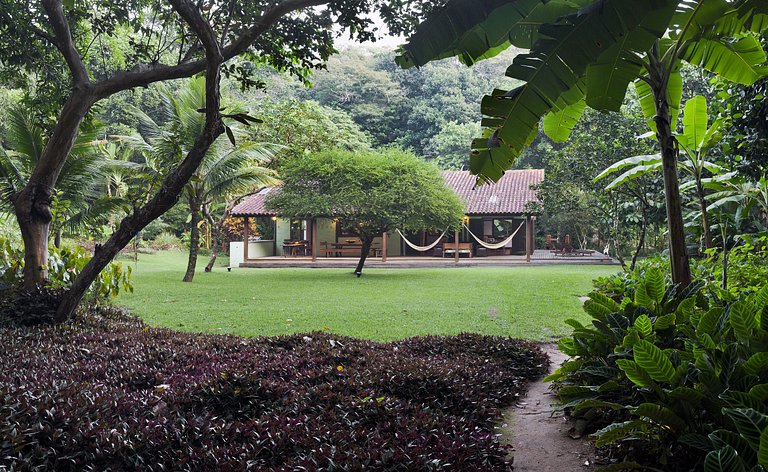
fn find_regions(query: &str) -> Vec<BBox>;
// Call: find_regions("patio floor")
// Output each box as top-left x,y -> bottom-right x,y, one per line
238,249 -> 618,268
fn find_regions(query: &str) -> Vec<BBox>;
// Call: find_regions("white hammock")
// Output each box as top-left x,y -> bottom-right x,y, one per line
463,220 -> 525,250
395,228 -> 448,252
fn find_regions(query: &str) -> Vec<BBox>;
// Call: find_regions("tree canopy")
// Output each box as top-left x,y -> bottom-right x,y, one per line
266,148 -> 465,274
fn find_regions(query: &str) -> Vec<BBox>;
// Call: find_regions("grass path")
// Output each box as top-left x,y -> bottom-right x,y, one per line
117,251 -> 616,341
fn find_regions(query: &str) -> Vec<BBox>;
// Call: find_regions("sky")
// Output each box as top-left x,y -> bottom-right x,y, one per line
334,14 -> 404,49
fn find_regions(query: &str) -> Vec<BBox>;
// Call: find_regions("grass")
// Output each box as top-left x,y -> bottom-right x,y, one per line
117,250 -> 617,341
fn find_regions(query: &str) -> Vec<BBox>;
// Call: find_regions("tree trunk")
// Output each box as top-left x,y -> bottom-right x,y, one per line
14,184 -> 53,289
55,11 -> 226,321
722,248 -> 728,291
54,228 -> 62,249
697,180 -> 713,249
655,110 -> 692,288
649,52 -> 691,289
183,196 -> 202,282
629,216 -> 647,271
354,236 -> 374,276
612,236 -> 627,270
13,90 -> 95,289
205,201 -> 235,272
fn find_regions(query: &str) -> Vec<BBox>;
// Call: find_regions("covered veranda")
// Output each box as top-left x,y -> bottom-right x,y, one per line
229,170 -> 618,267
237,250 -> 616,268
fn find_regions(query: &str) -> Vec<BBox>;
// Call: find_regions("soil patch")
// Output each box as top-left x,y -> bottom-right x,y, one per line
502,344 -> 597,471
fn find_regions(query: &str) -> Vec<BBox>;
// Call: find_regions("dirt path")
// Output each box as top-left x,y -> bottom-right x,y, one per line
501,344 -> 597,471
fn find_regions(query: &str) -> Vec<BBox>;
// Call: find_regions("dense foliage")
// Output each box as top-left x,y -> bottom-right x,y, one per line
0,235 -> 132,323
0,312 -> 547,471
548,265 -> 768,471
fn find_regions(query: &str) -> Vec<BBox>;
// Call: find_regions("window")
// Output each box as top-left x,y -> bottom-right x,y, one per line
289,219 -> 307,241
492,219 -> 520,238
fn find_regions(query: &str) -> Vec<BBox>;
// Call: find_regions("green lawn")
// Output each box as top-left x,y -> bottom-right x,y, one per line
116,251 -> 617,341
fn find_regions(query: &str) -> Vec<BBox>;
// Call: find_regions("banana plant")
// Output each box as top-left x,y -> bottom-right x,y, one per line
595,95 -> 732,249
398,0 -> 768,289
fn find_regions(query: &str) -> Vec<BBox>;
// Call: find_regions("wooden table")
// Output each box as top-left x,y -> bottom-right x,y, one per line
282,242 -> 307,257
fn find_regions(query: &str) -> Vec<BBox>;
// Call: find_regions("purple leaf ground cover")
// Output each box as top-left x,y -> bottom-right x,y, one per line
0,309 -> 548,471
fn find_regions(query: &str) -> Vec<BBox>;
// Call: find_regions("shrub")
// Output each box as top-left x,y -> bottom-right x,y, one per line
0,237 -> 133,323
706,232 -> 768,295
142,217 -> 169,241
0,315 -> 548,471
549,269 -> 768,471
150,230 -> 182,250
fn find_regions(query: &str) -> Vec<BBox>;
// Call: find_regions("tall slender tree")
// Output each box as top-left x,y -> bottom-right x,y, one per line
595,95 -> 729,250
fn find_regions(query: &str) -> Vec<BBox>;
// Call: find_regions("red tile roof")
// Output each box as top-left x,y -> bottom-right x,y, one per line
443,169 -> 544,215
232,187 -> 278,216
232,169 -> 544,217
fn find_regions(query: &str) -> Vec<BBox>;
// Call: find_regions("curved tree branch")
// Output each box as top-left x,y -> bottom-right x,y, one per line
41,0 -> 89,85
55,0 -> 227,320
93,0 -> 328,98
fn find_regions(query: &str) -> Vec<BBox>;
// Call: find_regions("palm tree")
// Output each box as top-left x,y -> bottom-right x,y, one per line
0,107 -> 124,248
124,77 -> 280,282
398,0 -> 768,288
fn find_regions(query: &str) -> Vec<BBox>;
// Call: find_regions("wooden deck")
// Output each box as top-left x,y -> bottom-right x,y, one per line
238,250 -> 618,268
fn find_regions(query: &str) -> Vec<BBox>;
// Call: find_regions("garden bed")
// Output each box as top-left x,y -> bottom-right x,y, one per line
0,310 -> 548,471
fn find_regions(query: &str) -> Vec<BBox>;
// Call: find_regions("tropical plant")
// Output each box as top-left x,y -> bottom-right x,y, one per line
123,77 -> 280,282
398,0 -> 768,289
548,268 -> 768,471
0,234 -> 132,318
708,175 -> 768,231
0,106 -> 126,247
596,95 -> 731,249
266,148 -> 466,275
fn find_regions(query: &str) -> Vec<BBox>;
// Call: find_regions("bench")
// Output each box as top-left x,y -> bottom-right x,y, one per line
443,242 -> 473,258
321,242 -> 381,257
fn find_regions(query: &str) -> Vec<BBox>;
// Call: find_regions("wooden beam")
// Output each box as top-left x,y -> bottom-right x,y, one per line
272,217 -> 277,256
382,231 -> 387,262
311,218 -> 318,262
525,216 -> 532,263
243,216 -> 249,261
454,229 -> 460,263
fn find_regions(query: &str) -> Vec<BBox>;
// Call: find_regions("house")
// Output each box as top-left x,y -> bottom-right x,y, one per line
231,169 -> 544,261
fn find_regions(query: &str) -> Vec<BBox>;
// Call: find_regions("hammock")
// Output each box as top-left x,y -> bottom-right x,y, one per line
463,220 -> 525,250
395,228 -> 448,252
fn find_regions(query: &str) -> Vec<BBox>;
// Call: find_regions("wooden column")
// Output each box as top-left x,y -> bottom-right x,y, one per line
382,231 -> 388,262
454,229 -> 460,263
243,216 -> 250,261
311,218 -> 318,262
272,217 -> 277,256
525,215 -> 532,263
